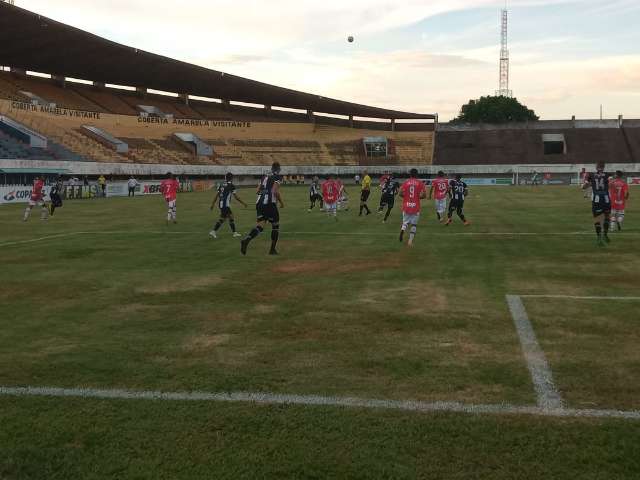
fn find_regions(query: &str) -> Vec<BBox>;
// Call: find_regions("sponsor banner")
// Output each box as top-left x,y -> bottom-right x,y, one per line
0,185 -> 51,204
629,178 -> 640,185
140,181 -> 163,195
192,180 -> 213,192
64,184 -> 99,199
106,182 -> 130,197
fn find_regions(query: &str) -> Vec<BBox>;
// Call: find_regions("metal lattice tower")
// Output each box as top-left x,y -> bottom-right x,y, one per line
496,9 -> 512,97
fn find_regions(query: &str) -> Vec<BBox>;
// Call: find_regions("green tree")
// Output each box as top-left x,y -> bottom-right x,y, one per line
453,96 -> 539,124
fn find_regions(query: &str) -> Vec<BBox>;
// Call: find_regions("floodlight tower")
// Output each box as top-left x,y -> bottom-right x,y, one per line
496,8 -> 512,97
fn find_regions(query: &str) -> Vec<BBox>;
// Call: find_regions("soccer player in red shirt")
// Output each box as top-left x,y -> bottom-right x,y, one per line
160,172 -> 180,224
399,168 -> 427,247
23,176 -> 49,222
322,174 -> 340,220
609,170 -> 629,232
429,170 -> 449,222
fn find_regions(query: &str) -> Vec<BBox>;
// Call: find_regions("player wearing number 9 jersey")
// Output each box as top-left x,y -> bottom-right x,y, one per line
399,168 -> 427,247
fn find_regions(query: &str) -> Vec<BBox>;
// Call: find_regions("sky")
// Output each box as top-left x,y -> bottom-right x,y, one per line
15,0 -> 640,121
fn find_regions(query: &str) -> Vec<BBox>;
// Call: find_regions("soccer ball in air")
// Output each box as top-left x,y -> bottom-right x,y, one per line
347,36 -> 354,43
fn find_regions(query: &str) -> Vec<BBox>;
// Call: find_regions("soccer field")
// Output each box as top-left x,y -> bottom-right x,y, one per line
1,185 -> 639,479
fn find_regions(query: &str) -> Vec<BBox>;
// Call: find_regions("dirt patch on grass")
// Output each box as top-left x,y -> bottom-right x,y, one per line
136,275 -> 223,294
253,304 -> 276,315
183,334 -> 235,351
272,257 -> 403,275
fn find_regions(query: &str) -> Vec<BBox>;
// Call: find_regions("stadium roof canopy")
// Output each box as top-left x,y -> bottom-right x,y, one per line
0,3 -> 435,121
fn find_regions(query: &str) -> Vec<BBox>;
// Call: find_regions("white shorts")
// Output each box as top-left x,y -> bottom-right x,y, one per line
166,200 -> 176,209
611,209 -> 625,216
28,199 -> 45,207
402,212 -> 420,225
325,202 -> 337,211
434,198 -> 447,213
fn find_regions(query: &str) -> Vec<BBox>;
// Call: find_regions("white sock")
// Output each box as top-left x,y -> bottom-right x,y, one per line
23,208 -> 31,221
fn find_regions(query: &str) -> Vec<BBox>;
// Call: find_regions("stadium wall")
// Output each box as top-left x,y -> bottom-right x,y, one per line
435,121 -> 639,166
2,158 -> 638,177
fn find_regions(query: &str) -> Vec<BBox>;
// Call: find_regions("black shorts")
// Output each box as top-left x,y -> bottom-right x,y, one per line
381,193 -> 395,208
592,200 -> 611,217
257,203 -> 279,223
50,193 -> 63,207
450,200 -> 464,210
360,190 -> 370,202
310,193 -> 322,202
219,207 -> 233,218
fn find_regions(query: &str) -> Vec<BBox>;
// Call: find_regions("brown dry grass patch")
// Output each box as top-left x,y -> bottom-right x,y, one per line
183,334 -> 234,351
272,256 -> 404,275
136,274 -> 222,294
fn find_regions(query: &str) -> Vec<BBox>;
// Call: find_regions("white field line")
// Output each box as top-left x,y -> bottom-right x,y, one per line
506,295 -> 565,410
520,295 -> 640,301
0,385 -> 639,420
2,230 -> 639,248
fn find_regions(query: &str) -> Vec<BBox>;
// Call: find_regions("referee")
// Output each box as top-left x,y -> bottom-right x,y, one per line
359,170 -> 372,216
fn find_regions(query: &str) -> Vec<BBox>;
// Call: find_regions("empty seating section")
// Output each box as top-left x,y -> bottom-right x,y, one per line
3,75 -> 102,112
72,88 -> 138,115
0,129 -> 80,161
0,73 -> 436,166
434,128 -> 635,165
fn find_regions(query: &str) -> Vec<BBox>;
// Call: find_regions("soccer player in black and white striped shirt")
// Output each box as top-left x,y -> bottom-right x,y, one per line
209,173 -> 247,239
241,162 -> 285,255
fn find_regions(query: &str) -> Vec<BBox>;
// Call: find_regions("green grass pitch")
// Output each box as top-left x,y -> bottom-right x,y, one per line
1,185 -> 639,479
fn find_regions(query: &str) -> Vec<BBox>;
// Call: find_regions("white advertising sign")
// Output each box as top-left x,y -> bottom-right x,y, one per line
0,185 -> 51,204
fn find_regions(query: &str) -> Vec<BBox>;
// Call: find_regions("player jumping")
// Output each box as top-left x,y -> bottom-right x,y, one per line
23,176 -> 48,222
160,172 -> 180,225
308,176 -> 323,212
446,174 -> 470,226
241,162 -> 284,256
379,173 -> 399,223
399,168 -> 427,247
429,170 -> 449,222
209,173 -> 247,239
583,162 -> 611,246
609,171 -> 629,232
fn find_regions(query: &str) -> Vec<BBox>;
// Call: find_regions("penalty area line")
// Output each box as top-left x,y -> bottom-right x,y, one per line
519,295 -> 640,301
1,385 -> 639,420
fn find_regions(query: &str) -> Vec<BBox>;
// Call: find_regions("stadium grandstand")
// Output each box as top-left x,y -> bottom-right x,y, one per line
0,2 -> 436,172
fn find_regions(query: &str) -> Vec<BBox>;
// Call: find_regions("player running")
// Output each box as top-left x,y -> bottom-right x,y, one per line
160,172 -> 180,225
308,176 -> 323,212
322,174 -> 340,220
209,173 -> 247,239
359,170 -> 372,216
609,171 -> 629,232
241,162 -> 285,256
48,175 -> 64,216
337,178 -> 349,211
583,162 -> 611,246
377,170 -> 391,213
379,173 -> 399,223
429,170 -> 449,222
445,174 -> 470,226
399,168 -> 427,247
23,176 -> 49,222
